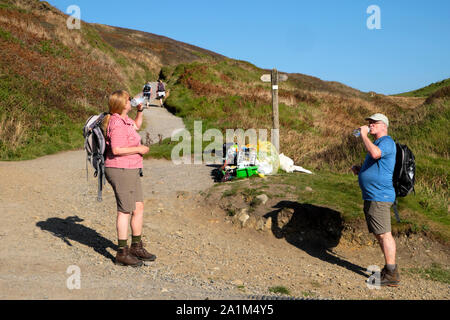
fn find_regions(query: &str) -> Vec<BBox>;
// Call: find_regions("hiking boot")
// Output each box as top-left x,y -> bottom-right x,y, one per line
380,265 -> 400,287
129,241 -> 157,262
115,246 -> 143,267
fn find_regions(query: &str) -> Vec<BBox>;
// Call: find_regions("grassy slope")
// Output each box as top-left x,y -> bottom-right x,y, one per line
395,78 -> 450,97
0,0 -> 220,160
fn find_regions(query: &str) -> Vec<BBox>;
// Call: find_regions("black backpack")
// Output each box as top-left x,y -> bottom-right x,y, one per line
83,112 -> 108,202
392,143 -> 416,221
143,84 -> 151,93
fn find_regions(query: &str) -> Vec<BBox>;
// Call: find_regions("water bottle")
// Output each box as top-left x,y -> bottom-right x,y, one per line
130,97 -> 144,107
353,128 -> 370,137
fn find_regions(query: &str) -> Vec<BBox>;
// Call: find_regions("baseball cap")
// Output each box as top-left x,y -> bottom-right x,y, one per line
365,113 -> 389,127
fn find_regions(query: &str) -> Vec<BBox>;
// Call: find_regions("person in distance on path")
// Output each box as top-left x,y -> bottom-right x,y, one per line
156,79 -> 165,107
142,81 -> 152,107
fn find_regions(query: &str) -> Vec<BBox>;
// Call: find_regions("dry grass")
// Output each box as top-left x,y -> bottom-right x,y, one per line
166,61 -> 428,171
0,12 -> 49,40
0,113 -> 28,151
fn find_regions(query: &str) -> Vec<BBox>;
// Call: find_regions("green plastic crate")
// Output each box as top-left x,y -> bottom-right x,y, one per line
236,166 -> 259,179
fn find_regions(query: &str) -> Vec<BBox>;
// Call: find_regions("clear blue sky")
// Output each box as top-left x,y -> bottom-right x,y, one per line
47,0 -> 450,95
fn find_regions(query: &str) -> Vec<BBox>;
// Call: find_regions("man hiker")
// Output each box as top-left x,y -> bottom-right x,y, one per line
142,82 -> 152,106
351,113 -> 400,287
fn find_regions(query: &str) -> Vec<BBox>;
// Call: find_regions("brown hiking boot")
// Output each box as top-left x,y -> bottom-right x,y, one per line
129,241 -> 157,262
380,265 -> 400,287
115,246 -> 143,267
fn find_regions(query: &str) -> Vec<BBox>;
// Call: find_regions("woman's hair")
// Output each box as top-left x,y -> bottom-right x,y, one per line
109,90 -> 129,114
101,90 -> 129,135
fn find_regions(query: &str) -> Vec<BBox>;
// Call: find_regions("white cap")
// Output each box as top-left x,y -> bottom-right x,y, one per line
365,113 -> 389,127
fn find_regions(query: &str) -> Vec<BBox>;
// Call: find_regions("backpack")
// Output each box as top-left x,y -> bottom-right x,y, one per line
392,143 -> 416,222
143,84 -> 151,93
83,112 -> 108,202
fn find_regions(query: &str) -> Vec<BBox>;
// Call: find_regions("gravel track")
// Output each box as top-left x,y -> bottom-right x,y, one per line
0,106 -> 448,300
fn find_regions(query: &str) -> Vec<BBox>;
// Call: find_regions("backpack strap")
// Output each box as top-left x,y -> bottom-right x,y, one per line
392,199 -> 401,223
86,155 -> 89,182
96,157 -> 105,202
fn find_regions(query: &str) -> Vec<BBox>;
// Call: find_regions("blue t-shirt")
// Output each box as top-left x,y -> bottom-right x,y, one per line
358,135 -> 396,202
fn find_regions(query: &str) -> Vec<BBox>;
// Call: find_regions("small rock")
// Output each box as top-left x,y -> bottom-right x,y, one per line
235,209 -> 250,227
246,216 -> 258,229
264,218 -> 272,230
256,218 -> 266,231
256,194 -> 269,205
238,213 -> 250,227
231,280 -> 244,286
238,208 -> 248,215
305,187 -> 313,192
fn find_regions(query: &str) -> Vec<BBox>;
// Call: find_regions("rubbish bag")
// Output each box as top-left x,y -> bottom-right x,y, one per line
279,153 -> 313,174
256,141 -> 280,175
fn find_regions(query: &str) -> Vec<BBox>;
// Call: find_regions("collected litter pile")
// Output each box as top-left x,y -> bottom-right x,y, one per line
219,141 -> 312,182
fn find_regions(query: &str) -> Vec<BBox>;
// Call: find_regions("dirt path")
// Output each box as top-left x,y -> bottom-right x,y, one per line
137,82 -> 185,144
0,106 -> 448,300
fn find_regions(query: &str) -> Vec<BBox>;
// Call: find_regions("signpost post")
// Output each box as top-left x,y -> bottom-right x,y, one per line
260,69 -> 288,153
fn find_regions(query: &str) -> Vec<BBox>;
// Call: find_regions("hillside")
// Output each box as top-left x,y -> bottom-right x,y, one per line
395,78 -> 450,98
157,60 -> 429,168
0,0 -> 223,160
0,0 -> 427,164
0,0 -> 448,242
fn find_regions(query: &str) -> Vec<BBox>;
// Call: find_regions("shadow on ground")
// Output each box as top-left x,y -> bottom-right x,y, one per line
36,216 -> 117,262
265,200 -> 368,278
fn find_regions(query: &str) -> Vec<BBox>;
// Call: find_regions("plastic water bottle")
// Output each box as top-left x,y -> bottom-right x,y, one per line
130,97 -> 144,107
353,128 -> 370,137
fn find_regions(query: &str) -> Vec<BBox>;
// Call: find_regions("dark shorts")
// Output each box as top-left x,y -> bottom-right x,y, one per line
363,201 -> 393,235
105,168 -> 143,213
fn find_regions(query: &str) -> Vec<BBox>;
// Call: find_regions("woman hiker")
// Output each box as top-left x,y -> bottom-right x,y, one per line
102,90 -> 157,266
156,79 -> 166,107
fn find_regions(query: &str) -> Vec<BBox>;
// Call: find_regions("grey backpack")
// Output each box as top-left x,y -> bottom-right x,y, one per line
83,112 -> 108,202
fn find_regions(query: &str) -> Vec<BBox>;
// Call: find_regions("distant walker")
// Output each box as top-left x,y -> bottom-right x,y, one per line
156,79 -> 166,107
142,81 -> 152,107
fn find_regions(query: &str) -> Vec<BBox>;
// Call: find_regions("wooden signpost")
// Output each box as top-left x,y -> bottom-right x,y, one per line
260,69 -> 288,153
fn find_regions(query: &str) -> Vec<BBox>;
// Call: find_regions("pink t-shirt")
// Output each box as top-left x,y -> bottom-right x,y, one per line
105,113 -> 143,169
